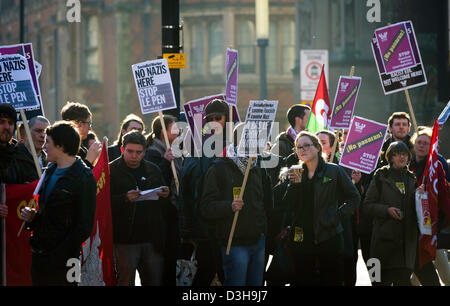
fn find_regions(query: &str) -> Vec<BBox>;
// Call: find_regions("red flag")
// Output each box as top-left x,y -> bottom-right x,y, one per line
80,141 -> 117,285
306,65 -> 331,133
418,119 -> 440,267
5,180 -> 38,285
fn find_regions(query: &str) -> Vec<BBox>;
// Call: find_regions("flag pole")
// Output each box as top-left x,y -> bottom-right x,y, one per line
225,155 -> 254,255
158,111 -> 180,193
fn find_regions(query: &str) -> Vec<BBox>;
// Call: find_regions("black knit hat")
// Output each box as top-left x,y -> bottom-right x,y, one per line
0,104 -> 17,126
203,99 -> 229,120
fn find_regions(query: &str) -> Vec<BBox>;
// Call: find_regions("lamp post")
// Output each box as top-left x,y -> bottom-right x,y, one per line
256,0 -> 269,100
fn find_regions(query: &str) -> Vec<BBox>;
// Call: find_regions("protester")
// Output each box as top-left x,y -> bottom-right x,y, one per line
271,104 -> 310,158
145,114 -> 182,286
200,141 -> 273,286
15,116 -> 50,179
362,141 -> 419,286
379,112 -> 415,168
61,102 -> 101,168
108,114 -> 145,162
316,130 -> 339,163
409,128 -> 450,286
0,104 -> 20,281
21,121 -> 97,285
283,131 -> 360,286
177,98 -> 230,286
109,131 -> 170,286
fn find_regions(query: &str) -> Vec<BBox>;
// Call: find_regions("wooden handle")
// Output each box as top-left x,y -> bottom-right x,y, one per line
158,111 -> 180,193
225,156 -> 253,255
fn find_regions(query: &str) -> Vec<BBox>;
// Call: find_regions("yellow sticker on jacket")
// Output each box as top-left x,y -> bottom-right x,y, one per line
233,187 -> 241,200
395,182 -> 406,194
293,226 -> 303,243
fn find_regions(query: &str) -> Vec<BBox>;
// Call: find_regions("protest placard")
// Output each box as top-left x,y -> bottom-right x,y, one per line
339,116 -> 388,174
183,94 -> 240,157
225,49 -> 238,106
132,58 -> 177,115
0,43 -> 44,120
330,76 -> 361,130
0,54 -> 40,110
371,21 -> 427,95
236,100 -> 278,157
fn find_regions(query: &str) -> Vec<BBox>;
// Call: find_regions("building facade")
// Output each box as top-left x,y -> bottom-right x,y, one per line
0,0 -> 449,155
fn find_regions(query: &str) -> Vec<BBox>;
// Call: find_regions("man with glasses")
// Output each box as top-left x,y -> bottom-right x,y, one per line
61,102 -> 101,168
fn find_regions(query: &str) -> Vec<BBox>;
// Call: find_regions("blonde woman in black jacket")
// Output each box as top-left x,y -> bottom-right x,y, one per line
283,131 -> 360,286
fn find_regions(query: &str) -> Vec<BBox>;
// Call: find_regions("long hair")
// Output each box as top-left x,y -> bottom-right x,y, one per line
294,131 -> 323,159
115,114 -> 145,146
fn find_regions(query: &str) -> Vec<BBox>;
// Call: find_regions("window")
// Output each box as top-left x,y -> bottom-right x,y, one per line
208,21 -> 223,75
237,20 -> 255,73
82,15 -> 100,81
190,22 -> 204,76
281,20 -> 295,74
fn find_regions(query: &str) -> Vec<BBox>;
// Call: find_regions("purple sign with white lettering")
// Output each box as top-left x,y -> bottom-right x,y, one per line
339,116 -> 388,174
225,49 -> 238,106
330,76 -> 361,129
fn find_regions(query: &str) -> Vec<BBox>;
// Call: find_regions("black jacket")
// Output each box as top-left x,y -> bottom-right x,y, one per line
107,143 -> 122,163
270,132 -> 295,158
27,158 -> 97,258
283,158 -> 361,245
200,158 -> 273,246
0,139 -> 30,185
15,142 -> 47,183
109,157 -> 169,252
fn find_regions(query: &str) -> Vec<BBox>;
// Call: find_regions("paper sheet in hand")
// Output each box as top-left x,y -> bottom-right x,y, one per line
136,186 -> 168,202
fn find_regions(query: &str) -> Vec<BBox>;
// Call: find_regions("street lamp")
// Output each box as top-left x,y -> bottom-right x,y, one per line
255,0 -> 269,100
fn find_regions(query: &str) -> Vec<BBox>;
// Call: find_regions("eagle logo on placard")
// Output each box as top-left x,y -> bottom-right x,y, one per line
378,32 -> 388,42
400,80 -> 407,87
192,105 -> 205,113
340,82 -> 349,92
355,122 -> 366,133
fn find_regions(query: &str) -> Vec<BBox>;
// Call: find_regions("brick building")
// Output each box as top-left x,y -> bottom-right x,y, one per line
0,0 -> 449,155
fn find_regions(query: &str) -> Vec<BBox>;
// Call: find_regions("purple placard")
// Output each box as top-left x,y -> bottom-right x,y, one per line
330,76 -> 361,129
375,23 -> 416,74
225,49 -> 238,106
371,21 -> 427,95
339,116 -> 388,174
183,94 -> 240,156
0,43 -> 44,120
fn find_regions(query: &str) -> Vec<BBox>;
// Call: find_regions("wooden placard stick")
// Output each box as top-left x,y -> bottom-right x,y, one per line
225,155 -> 254,255
404,89 -> 418,132
158,110 -> 180,193
19,109 -> 42,178
228,105 -> 233,146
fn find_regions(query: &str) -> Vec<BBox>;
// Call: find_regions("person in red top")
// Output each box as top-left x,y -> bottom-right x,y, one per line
410,128 -> 450,286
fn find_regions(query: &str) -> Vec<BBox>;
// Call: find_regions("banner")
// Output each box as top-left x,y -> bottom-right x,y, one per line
5,180 -> 38,285
306,65 -> 331,134
132,58 -> 177,115
0,43 -> 44,121
80,141 -> 116,286
183,94 -> 240,157
418,119 -> 440,267
371,21 -> 427,95
225,49 -> 239,106
339,116 -> 388,174
237,100 -> 278,157
329,76 -> 362,130
0,54 -> 40,111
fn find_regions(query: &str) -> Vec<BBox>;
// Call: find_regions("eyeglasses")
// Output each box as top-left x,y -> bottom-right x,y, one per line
296,143 -> 314,152
206,115 -> 223,122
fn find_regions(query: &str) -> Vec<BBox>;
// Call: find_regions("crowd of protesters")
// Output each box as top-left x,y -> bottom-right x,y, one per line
0,98 -> 449,286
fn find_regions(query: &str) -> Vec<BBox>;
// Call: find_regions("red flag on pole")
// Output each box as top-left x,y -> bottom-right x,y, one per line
80,141 -> 116,285
418,119 -> 440,267
5,180 -> 38,285
306,65 -> 331,134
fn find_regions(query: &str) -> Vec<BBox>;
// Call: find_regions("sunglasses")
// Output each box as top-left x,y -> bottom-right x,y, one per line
296,143 -> 314,152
